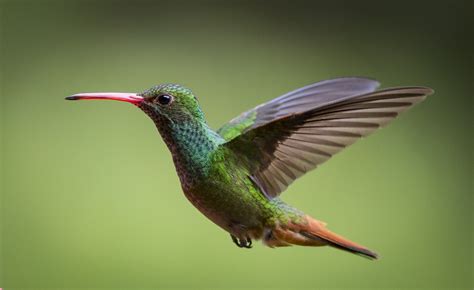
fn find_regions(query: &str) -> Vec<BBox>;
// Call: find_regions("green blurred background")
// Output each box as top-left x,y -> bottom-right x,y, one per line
1,0 -> 472,289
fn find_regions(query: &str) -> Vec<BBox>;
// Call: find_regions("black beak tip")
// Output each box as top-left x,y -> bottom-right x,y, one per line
65,96 -> 78,100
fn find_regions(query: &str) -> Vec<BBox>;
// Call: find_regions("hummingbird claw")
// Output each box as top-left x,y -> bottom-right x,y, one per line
246,237 -> 252,248
230,234 -> 253,249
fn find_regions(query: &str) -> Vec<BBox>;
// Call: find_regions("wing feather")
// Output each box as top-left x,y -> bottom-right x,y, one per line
217,77 -> 380,141
220,79 -> 433,198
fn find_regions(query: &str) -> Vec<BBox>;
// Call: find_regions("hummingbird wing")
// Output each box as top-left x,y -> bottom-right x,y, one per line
219,78 -> 433,198
218,77 -> 380,141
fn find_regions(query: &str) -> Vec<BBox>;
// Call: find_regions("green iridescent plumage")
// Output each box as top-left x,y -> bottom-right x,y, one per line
137,83 -> 304,232
67,77 -> 433,258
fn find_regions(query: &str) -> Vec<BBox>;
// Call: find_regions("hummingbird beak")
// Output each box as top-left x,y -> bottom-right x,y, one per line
65,92 -> 144,104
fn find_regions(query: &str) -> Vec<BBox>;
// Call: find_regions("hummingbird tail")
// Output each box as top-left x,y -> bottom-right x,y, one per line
266,215 -> 378,260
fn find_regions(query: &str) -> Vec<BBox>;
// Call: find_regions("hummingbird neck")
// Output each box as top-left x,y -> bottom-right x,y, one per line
145,111 -> 222,187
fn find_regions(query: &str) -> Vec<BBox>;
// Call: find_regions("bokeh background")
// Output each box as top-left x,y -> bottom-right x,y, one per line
1,0 -> 472,289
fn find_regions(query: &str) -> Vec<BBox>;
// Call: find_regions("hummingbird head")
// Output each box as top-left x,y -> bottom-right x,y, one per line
139,83 -> 205,123
66,83 -> 206,124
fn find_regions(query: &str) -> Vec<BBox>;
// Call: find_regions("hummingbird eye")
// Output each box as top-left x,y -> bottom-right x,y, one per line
155,94 -> 173,105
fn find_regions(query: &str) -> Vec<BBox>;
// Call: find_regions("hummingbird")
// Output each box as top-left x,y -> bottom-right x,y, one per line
66,77 -> 433,259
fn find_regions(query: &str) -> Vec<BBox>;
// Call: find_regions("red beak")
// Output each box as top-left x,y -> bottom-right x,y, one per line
65,92 -> 144,104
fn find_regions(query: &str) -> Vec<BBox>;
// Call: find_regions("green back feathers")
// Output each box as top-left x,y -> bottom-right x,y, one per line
217,110 -> 258,141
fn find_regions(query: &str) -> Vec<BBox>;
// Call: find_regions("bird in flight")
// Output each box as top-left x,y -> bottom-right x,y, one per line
66,77 -> 433,259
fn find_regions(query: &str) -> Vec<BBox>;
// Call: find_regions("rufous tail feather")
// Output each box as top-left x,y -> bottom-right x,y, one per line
267,215 -> 378,260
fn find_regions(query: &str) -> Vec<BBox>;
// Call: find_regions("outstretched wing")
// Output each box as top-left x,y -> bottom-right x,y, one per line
217,77 -> 381,141
219,80 -> 433,199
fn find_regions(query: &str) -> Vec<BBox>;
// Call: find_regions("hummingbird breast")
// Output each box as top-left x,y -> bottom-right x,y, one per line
149,116 -> 302,240
176,146 -> 301,240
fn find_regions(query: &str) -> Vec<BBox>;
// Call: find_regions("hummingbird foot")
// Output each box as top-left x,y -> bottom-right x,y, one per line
230,234 -> 252,248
